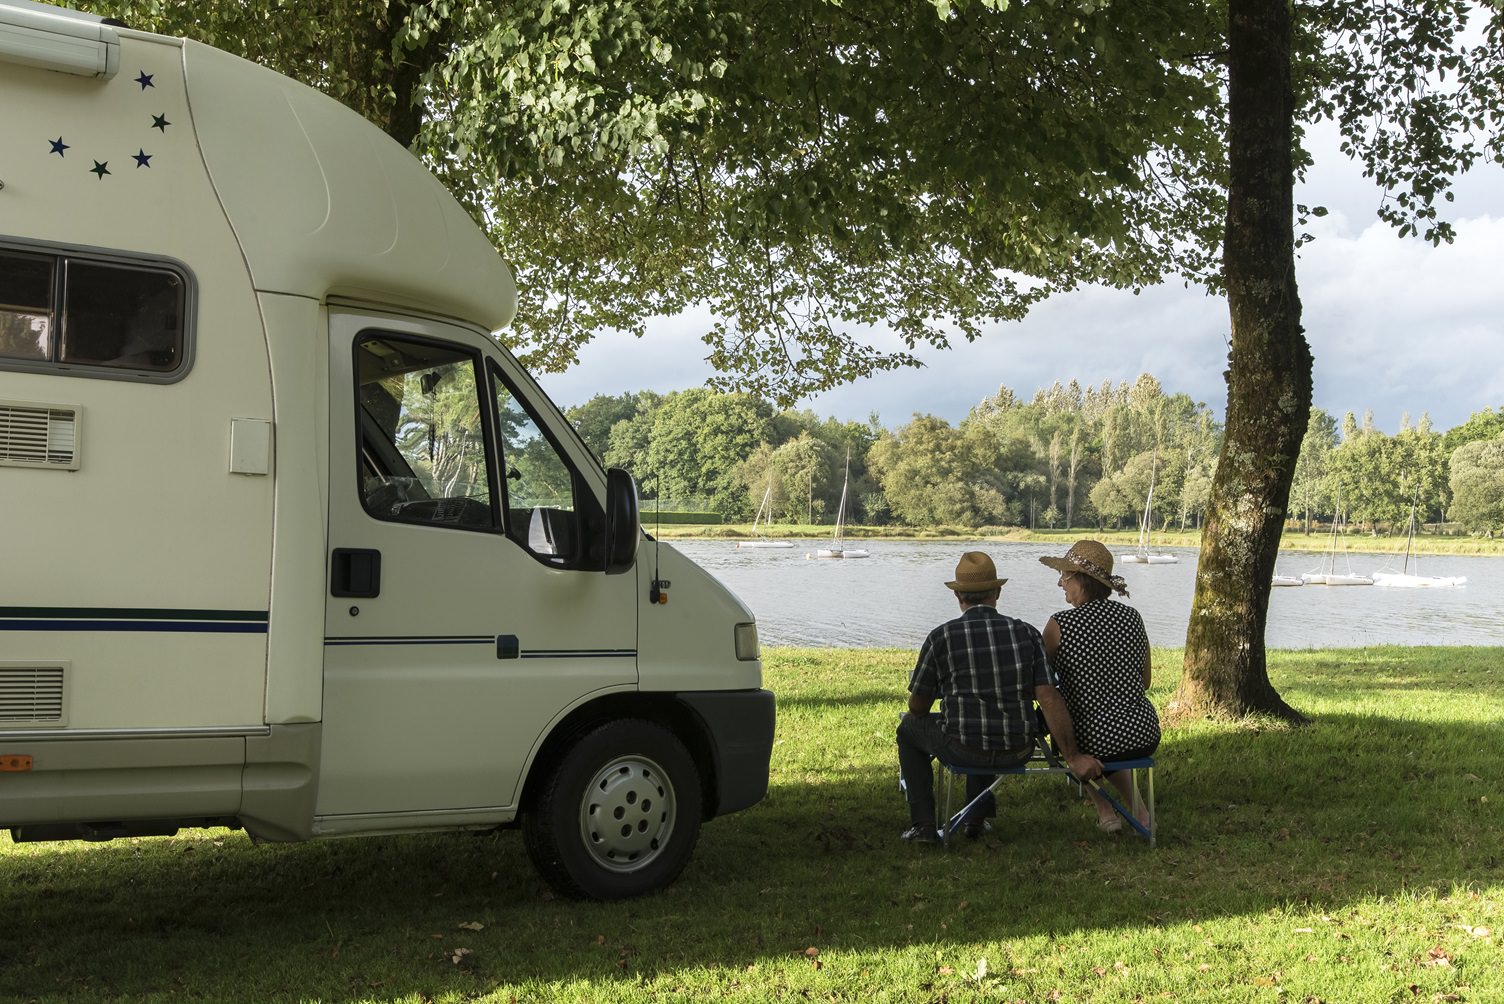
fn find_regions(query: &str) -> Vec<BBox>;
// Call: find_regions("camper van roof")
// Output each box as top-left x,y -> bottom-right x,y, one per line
183,39 -> 518,332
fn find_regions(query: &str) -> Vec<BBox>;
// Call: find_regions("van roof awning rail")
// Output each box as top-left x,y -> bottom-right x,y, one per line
0,0 -> 120,79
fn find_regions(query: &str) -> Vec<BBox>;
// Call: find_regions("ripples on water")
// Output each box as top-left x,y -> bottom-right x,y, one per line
669,538 -> 1503,650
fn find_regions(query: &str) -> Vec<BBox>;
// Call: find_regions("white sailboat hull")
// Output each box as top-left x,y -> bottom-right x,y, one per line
735,540 -> 795,549
1372,572 -> 1466,588
1120,553 -> 1178,564
1272,575 -> 1304,587
813,548 -> 869,559
1300,572 -> 1374,586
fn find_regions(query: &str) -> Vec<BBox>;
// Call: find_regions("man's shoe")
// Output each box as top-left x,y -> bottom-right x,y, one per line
900,824 -> 940,844
961,818 -> 993,839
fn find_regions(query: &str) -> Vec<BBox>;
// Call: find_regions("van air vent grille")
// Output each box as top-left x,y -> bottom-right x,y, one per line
0,665 -> 67,725
0,403 -> 80,470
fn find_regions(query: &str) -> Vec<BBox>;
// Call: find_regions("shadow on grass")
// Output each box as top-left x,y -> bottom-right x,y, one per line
3,699 -> 1501,1002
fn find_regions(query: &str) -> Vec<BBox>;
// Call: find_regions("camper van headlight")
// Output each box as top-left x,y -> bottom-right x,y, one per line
734,622 -> 760,662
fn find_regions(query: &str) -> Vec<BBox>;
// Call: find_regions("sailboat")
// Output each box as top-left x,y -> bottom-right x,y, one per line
1301,494 -> 1373,585
1119,457 -> 1178,564
735,483 -> 795,549
1372,492 -> 1466,587
813,452 -> 868,559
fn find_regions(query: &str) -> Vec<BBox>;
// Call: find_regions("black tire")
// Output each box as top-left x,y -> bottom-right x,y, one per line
523,719 -> 702,900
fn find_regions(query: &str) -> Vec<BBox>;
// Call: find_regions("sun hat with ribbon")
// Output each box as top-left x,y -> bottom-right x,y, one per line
945,551 -> 1008,592
1038,539 -> 1130,597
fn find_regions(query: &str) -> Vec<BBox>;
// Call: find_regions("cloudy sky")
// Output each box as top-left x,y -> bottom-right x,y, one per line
537,129 -> 1504,436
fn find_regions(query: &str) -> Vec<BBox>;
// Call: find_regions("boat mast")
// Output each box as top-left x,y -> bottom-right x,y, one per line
832,449 -> 851,547
1403,487 -> 1420,575
1139,454 -> 1157,555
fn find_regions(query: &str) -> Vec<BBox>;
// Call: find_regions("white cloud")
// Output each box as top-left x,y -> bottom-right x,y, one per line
1298,214 -> 1504,429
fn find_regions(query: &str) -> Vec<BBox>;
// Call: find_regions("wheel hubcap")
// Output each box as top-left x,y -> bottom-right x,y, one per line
579,755 -> 676,872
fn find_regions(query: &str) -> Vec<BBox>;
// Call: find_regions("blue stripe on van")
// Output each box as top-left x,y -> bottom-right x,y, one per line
323,635 -> 495,647
323,636 -> 636,658
0,607 -> 269,633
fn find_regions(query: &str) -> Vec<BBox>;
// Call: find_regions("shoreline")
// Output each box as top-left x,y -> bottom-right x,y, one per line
650,523 -> 1504,557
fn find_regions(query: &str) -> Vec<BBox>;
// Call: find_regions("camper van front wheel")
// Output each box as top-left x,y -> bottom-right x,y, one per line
523,719 -> 703,900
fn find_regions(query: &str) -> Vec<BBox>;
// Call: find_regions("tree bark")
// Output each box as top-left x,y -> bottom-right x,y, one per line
1170,0 -> 1310,724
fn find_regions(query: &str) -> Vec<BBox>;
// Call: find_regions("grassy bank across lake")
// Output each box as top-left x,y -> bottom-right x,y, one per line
661,522 -> 1504,556
4,647 -> 1502,1003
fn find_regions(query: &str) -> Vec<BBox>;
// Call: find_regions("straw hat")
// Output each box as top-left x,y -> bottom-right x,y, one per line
946,551 -> 1007,592
1038,539 -> 1129,596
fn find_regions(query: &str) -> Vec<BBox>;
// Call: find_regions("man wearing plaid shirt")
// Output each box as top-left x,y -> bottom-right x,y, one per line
897,551 -> 1102,842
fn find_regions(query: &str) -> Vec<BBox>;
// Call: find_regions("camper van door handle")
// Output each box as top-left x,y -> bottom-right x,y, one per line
496,635 -> 520,660
330,548 -> 382,598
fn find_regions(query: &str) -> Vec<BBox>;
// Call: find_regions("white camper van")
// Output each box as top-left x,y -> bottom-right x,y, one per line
0,0 -> 773,900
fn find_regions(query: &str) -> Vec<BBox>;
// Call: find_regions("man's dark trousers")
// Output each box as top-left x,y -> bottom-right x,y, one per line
897,712 -> 1034,829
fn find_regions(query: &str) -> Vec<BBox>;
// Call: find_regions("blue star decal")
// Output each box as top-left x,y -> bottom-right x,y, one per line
151,113 -> 170,132
133,149 -> 152,168
49,137 -> 69,156
135,70 -> 154,89
90,161 -> 111,180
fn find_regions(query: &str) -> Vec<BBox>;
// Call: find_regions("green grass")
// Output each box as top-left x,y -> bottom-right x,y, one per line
4,647 -> 1503,1003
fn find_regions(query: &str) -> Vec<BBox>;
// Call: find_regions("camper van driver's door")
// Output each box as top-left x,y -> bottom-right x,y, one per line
319,312 -> 637,819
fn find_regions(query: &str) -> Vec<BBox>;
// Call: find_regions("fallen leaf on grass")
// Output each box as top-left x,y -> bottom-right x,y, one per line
447,947 -> 471,965
457,921 -> 484,931
1197,964 -> 1212,973
1423,947 -> 1453,967
1453,924 -> 1492,938
937,966 -> 955,976
804,947 -> 820,959
1294,927 -> 1314,934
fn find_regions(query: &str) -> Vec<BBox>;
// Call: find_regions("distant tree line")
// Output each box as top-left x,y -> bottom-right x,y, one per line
1292,406 -> 1504,535
567,382 -> 1504,536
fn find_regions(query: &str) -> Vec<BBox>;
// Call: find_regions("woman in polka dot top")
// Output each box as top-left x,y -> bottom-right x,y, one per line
1040,540 -> 1161,833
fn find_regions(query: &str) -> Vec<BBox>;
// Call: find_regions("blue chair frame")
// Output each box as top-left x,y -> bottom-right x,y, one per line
934,742 -> 1156,847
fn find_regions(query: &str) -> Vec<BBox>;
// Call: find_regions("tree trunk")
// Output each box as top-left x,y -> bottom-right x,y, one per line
1171,0 -> 1310,724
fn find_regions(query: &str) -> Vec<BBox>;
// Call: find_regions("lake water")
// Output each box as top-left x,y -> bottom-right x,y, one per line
667,538 -> 1504,650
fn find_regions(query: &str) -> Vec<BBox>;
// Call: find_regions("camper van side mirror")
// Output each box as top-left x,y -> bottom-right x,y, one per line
604,467 -> 639,575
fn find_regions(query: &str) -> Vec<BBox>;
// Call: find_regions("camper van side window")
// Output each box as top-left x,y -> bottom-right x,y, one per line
61,261 -> 184,372
0,245 -> 190,378
355,334 -> 498,532
491,367 -> 582,564
0,250 -> 55,361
